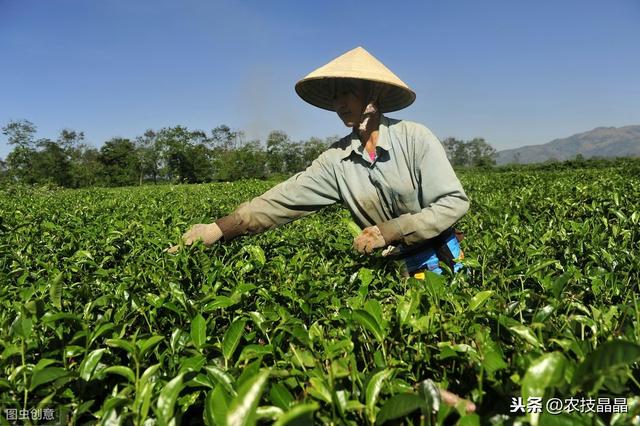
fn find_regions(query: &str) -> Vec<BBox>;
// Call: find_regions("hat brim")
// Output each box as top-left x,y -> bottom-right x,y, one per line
295,77 -> 416,113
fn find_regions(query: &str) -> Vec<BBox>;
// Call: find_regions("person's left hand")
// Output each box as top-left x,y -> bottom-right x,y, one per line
353,226 -> 386,254
165,223 -> 223,254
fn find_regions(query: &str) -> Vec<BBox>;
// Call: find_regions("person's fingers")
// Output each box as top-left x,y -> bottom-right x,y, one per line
363,237 -> 379,254
181,224 -> 220,247
181,227 -> 200,246
353,234 -> 381,254
439,388 -> 476,413
381,245 -> 400,257
353,226 -> 385,254
167,223 -> 217,255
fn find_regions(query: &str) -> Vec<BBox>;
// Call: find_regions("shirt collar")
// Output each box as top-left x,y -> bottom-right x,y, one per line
341,114 -> 393,159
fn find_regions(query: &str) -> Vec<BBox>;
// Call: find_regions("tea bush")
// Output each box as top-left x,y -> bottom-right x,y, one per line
1,165 -> 639,425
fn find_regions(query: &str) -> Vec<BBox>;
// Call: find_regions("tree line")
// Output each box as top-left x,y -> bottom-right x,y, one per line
442,137 -> 497,167
0,119 -> 497,187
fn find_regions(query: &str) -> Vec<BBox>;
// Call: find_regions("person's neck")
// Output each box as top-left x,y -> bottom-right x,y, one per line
356,113 -> 381,153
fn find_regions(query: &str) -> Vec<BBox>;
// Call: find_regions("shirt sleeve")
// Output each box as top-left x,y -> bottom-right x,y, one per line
215,151 -> 341,241
377,125 -> 470,246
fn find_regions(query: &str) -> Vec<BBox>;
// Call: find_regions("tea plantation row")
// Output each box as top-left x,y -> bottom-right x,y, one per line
1,163 -> 639,425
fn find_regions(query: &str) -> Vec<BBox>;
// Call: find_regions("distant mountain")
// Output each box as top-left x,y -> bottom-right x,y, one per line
496,125 -> 640,165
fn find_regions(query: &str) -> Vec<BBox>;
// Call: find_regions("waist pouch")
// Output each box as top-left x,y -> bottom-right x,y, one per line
401,228 -> 464,275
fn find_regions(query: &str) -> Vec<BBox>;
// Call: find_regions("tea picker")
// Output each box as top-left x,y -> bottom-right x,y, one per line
167,46 -> 473,412
168,46 -> 469,279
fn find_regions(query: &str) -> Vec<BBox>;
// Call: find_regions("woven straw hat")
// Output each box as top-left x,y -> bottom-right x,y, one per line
295,46 -> 416,113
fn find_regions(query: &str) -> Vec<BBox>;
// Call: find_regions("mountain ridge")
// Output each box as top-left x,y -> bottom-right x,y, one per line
496,125 -> 640,164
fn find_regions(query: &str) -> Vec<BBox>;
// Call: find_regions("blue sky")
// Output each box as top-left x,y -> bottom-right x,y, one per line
1,0 -> 639,159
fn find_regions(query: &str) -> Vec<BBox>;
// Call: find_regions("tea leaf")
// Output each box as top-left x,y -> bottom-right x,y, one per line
269,382 -> 294,410
49,271 -> 63,309
156,373 -> 186,422
223,319 -> 246,362
573,340 -> 640,389
273,403 -> 319,426
205,383 -> 232,426
468,290 -> 493,311
352,309 -> 384,343
103,366 -> 135,383
138,335 -> 164,357
375,393 -> 425,425
30,367 -> 69,391
205,365 -> 236,396
366,369 -> 393,423
191,314 -> 207,350
226,370 -> 269,426
79,348 -> 106,381
509,325 -> 543,349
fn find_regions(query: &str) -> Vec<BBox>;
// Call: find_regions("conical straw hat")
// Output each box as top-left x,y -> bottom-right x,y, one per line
295,46 -> 416,113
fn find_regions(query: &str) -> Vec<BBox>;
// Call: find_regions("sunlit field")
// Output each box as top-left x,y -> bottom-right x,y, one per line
1,162 -> 639,425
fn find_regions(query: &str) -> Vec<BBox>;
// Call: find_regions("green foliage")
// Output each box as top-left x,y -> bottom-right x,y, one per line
1,119 -> 339,187
0,165 -> 639,424
443,137 -> 497,167
2,119 -> 37,148
99,137 -> 140,186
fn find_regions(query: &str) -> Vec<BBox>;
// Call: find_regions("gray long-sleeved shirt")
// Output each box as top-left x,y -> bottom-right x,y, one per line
216,115 -> 469,247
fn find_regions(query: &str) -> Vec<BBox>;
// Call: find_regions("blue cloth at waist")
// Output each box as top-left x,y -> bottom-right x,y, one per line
403,233 -> 463,275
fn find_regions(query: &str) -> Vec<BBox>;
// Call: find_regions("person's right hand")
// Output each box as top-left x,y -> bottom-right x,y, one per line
353,226 -> 386,254
166,223 -> 223,254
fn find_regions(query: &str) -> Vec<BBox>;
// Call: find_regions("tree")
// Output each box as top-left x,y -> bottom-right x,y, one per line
0,157 -> 8,183
2,119 -> 37,148
32,139 -> 72,186
156,126 -> 213,183
2,120 -> 38,181
135,130 -> 161,184
442,138 -> 463,165
57,129 -> 84,151
283,142 -> 305,174
453,140 -> 470,167
211,125 -> 241,150
266,130 -> 290,175
5,147 -> 35,182
69,145 -> 103,187
99,138 -> 140,186
187,143 -> 214,183
34,129 -> 86,186
301,137 -> 329,168
441,137 -> 496,167
467,138 -> 496,167
442,137 -> 455,162
231,141 -> 268,179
